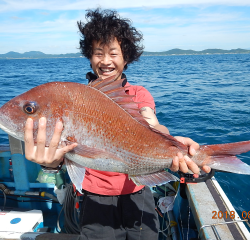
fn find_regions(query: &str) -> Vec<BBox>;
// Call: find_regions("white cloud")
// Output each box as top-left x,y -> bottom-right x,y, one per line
1,0 -> 250,53
1,0 -> 250,12
0,12 -> 82,34
142,23 -> 250,51
120,10 -> 247,27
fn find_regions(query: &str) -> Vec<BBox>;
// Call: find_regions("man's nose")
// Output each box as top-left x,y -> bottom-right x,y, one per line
102,54 -> 111,64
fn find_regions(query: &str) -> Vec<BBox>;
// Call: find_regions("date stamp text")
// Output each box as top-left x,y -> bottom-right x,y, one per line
212,211 -> 250,219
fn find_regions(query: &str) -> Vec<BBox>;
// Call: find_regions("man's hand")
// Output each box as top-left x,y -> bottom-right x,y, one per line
24,117 -> 77,168
170,136 -> 211,175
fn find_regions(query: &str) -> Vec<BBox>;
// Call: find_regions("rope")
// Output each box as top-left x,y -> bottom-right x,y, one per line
57,183 -> 81,234
0,188 -> 6,211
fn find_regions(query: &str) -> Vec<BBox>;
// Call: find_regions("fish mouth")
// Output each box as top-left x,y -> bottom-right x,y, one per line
0,119 -> 23,141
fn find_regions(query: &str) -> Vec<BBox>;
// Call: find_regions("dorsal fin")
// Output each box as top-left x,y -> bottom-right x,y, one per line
88,74 -> 151,128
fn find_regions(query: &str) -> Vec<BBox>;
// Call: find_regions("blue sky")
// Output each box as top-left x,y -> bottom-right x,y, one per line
0,0 -> 250,54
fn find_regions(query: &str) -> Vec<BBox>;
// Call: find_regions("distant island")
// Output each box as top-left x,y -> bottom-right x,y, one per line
0,48 -> 250,59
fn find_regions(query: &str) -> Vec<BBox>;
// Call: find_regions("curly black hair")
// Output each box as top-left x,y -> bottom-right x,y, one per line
77,8 -> 144,70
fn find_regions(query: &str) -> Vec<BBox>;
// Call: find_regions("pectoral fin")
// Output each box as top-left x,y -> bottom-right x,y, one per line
64,158 -> 85,193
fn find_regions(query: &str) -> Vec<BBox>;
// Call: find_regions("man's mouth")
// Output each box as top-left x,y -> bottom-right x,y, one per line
100,68 -> 115,73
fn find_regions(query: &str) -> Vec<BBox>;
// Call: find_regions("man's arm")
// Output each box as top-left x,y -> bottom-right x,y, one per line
140,107 -> 211,174
140,107 -> 170,134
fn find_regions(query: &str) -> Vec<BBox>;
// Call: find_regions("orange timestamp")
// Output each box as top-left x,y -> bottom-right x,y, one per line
212,211 -> 250,220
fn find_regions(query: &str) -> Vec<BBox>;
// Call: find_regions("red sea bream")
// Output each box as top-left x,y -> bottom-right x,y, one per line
0,75 -> 250,192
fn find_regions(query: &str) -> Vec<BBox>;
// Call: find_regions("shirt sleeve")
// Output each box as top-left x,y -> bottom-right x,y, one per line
132,86 -> 155,110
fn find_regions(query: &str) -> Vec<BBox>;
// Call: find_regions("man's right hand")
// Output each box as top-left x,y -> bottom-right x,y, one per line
24,117 -> 77,168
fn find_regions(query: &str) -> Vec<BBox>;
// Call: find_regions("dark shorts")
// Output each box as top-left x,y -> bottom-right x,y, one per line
79,186 -> 159,240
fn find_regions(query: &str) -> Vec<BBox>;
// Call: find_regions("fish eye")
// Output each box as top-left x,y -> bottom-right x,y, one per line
23,102 -> 38,114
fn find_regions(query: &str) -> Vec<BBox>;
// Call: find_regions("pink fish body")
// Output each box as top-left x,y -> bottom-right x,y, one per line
0,75 -> 250,191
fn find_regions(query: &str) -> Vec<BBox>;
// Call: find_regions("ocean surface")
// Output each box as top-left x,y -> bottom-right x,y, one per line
0,54 -> 250,229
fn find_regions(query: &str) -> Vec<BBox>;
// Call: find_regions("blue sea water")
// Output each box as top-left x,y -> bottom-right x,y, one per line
0,54 -> 250,228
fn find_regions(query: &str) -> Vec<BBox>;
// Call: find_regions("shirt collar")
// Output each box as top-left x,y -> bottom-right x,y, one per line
86,72 -> 128,87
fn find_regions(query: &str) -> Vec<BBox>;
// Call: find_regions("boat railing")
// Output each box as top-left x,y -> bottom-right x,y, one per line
199,219 -> 249,240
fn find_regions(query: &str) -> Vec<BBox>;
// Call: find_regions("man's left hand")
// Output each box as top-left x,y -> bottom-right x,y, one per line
170,136 -> 211,175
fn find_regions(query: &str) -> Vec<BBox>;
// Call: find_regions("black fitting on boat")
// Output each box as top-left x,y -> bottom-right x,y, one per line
0,183 -> 11,195
178,169 -> 216,184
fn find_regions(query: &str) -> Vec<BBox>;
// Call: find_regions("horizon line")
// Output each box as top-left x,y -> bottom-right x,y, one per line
1,47 -> 250,55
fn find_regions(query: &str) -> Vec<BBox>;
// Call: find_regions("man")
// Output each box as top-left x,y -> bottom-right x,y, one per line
24,8 -> 210,240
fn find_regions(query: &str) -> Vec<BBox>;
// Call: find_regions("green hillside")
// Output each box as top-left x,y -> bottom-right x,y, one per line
0,48 -> 250,59
142,48 -> 250,56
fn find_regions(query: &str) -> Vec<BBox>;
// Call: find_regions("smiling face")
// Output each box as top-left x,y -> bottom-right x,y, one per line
90,38 -> 127,80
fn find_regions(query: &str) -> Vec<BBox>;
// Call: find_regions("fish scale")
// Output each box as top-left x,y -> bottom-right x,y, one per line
70,83 -> 176,162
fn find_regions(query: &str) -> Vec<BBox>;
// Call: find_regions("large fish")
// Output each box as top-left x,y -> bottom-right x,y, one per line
0,75 -> 250,192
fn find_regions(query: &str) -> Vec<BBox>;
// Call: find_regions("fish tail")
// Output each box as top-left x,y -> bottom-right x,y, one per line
198,141 -> 250,174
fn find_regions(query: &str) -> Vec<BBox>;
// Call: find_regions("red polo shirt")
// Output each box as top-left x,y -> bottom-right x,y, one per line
81,82 -> 155,195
